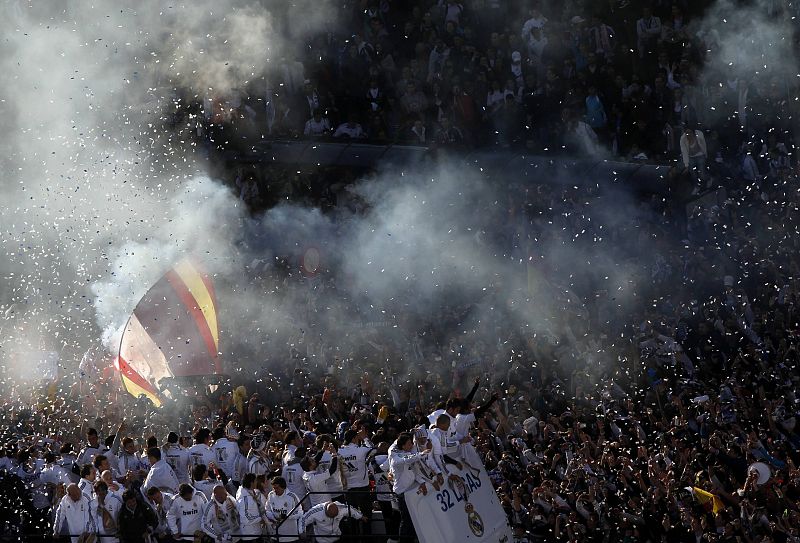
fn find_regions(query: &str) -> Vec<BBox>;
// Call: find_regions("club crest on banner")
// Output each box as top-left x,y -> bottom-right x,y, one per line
465,503 -> 484,537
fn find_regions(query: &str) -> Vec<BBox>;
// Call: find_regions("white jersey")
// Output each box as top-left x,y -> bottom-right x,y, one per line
17,464 -> 47,510
303,468 -> 334,507
36,464 -> 71,509
90,494 -> 123,543
236,487 -> 267,537
427,409 -> 447,426
76,445 -> 103,468
117,450 -> 147,478
454,413 -> 476,439
282,461 -> 306,499
104,481 -> 125,502
187,443 -> 215,469
282,445 -> 298,467
54,494 -> 96,543
211,439 -> 240,477
247,453 -> 272,477
429,426 -> 460,463
317,450 -> 345,496
57,455 -> 80,484
193,479 -> 219,501
300,501 -> 363,543
337,443 -> 375,488
162,444 -> 191,484
142,491 -> 174,538
201,495 -> 241,540
143,459 -> 179,494
77,478 -> 95,500
265,490 -> 302,541
372,455 -> 392,502
231,451 -> 248,484
100,445 -> 121,477
389,449 -> 431,495
167,492 -> 208,541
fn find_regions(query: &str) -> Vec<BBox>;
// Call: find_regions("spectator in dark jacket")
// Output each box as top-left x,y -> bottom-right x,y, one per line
118,490 -> 158,543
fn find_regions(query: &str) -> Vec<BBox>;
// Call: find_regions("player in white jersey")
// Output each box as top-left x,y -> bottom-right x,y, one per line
201,485 -> 241,541
372,442 -> 399,540
247,434 -> 272,476
388,433 -> 434,543
301,446 -> 339,507
211,423 -> 241,480
265,476 -> 302,542
192,464 -> 220,500
142,486 -> 174,540
53,484 -> 97,543
162,432 -> 192,485
315,435 -> 345,501
282,430 -> 303,465
300,501 -> 364,543
117,437 -> 148,485
143,447 -> 180,494
453,392 -> 498,439
167,483 -> 208,542
236,473 -> 268,540
429,414 -> 472,474
75,428 -> 103,468
90,481 -> 123,543
187,428 -> 216,470
338,427 -> 377,541
281,448 -> 307,505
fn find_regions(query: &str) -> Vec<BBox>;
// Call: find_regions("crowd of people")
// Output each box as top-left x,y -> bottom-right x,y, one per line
4,1 -> 800,543
4,147 -> 800,543
195,0 -> 797,180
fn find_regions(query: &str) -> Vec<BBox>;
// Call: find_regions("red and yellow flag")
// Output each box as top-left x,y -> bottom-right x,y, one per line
117,258 -> 221,406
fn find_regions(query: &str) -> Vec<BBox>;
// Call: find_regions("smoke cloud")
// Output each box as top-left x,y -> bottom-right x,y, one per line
0,1 -> 701,396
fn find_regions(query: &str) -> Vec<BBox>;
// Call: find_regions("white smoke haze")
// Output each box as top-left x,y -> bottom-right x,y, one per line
0,0 -> 336,373
692,0 -> 798,84
1,0 -> 681,393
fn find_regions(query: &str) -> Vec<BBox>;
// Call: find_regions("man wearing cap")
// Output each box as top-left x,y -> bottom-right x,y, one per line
163,431 -> 192,485
300,501 -> 365,543
143,447 -> 180,495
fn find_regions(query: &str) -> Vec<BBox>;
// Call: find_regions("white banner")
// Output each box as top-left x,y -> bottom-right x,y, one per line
406,447 -> 512,543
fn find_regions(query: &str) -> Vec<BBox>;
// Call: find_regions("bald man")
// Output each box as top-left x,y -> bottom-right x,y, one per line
54,483 -> 97,543
201,485 -> 240,541
300,500 -> 365,543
